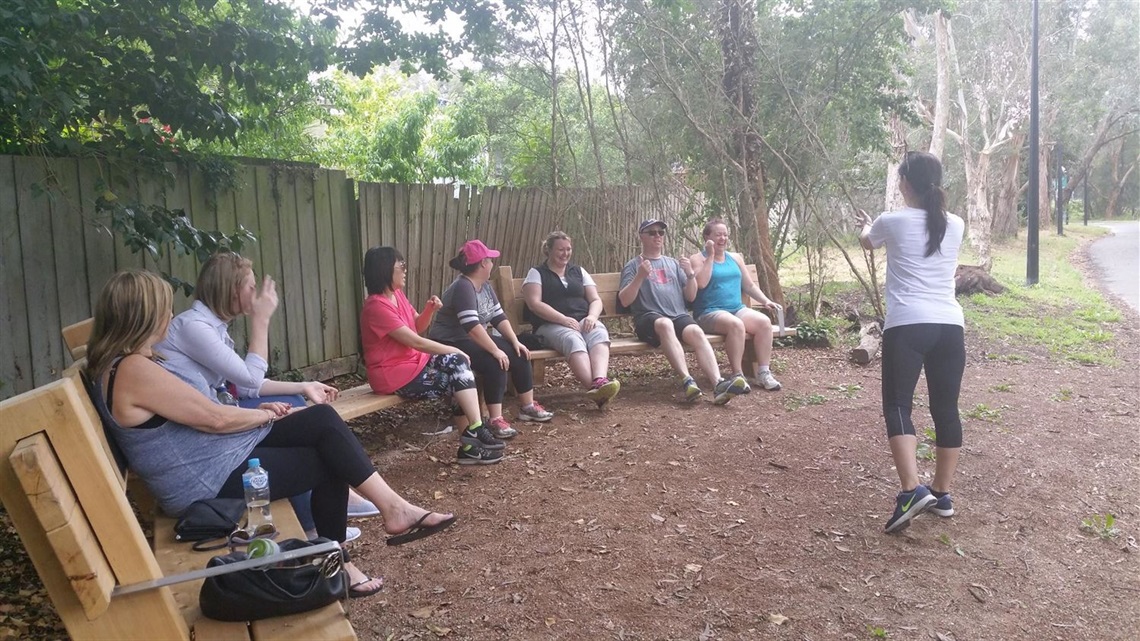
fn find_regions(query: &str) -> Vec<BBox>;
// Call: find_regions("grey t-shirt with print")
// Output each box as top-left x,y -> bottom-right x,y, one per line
620,256 -> 689,318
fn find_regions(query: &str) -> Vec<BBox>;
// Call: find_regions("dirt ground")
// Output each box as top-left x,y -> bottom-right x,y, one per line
2,250 -> 1138,641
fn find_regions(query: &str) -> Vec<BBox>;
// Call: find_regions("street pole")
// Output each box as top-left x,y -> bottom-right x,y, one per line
1056,142 -> 1064,236
1027,0 -> 1040,284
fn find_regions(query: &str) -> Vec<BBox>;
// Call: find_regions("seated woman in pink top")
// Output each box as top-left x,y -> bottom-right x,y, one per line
360,247 -> 504,466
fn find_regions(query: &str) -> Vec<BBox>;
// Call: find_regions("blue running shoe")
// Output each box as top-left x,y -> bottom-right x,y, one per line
680,376 -> 703,403
923,485 -> 955,517
884,485 -> 937,533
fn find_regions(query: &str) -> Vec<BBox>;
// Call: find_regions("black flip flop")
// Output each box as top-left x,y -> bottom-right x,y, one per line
385,513 -> 458,546
348,575 -> 383,599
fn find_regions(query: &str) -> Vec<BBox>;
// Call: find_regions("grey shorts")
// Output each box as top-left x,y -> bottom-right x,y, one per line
535,323 -> 610,355
697,308 -> 746,334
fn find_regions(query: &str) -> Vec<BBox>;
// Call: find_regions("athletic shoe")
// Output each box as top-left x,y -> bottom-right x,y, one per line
711,374 -> 747,403
884,485 -> 937,533
731,373 -> 752,395
586,377 -> 622,409
456,444 -> 503,465
488,416 -> 518,439
755,370 -> 782,391
519,402 -> 554,423
347,496 -> 380,518
461,424 -> 506,450
680,376 -> 703,403
345,526 -> 362,543
924,485 -> 955,517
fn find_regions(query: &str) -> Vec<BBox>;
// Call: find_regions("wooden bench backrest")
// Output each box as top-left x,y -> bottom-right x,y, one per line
63,317 -> 95,361
0,374 -> 187,640
494,263 -> 764,330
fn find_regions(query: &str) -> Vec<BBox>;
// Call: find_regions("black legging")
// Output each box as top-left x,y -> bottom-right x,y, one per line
881,323 -> 965,448
444,335 -> 534,405
215,404 -> 375,542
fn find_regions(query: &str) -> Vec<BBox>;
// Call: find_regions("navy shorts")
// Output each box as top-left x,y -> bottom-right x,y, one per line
634,312 -> 698,347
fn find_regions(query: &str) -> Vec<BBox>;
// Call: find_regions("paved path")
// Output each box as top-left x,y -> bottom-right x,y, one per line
1088,220 -> 1139,313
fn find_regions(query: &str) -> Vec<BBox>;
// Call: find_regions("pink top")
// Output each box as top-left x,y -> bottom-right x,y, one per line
361,291 -> 430,394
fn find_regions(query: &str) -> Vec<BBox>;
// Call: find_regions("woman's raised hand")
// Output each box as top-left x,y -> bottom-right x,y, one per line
251,275 -> 279,320
424,295 -> 443,313
705,238 -> 716,254
853,209 -> 873,228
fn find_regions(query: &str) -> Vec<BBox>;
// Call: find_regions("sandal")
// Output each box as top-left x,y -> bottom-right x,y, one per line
349,575 -> 383,599
385,512 -> 458,546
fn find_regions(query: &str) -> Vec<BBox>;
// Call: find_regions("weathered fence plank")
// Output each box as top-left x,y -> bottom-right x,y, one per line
0,155 -> 33,395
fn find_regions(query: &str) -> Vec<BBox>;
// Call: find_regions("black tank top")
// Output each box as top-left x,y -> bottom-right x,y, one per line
106,358 -> 170,430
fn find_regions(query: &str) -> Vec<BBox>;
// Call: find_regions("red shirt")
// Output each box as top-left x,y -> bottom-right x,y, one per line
360,291 -> 430,394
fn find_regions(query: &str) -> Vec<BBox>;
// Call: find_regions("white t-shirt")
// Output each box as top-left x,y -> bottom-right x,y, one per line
524,267 -> 597,288
867,207 -> 965,330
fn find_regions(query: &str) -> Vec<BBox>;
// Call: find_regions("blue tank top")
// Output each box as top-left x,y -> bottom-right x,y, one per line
693,252 -> 745,317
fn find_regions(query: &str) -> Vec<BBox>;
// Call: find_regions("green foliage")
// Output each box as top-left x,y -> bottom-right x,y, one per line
793,316 -> 841,347
784,392 -> 827,410
962,403 -> 1004,423
962,228 -> 1121,366
99,193 -> 255,296
1080,514 -> 1119,540
0,0 -> 336,154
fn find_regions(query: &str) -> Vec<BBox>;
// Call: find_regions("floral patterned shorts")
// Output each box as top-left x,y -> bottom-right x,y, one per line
395,353 -> 477,400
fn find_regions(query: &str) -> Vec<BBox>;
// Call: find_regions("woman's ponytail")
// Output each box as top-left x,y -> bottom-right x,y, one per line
898,151 -> 948,257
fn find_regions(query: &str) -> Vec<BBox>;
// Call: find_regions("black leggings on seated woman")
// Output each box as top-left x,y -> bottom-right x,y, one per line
215,404 -> 374,543
444,334 -> 534,405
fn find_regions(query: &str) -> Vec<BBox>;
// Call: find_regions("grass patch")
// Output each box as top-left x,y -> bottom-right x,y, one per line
960,227 -> 1121,366
784,392 -> 828,410
962,403 -> 1005,422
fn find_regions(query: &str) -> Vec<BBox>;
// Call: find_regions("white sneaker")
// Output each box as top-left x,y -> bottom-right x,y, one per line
345,526 -> 362,543
347,496 -> 380,518
755,370 -> 782,391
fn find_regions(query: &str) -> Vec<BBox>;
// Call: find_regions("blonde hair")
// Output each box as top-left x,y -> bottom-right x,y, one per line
195,252 -> 253,321
702,218 -> 729,239
542,231 -> 572,256
86,270 -> 174,381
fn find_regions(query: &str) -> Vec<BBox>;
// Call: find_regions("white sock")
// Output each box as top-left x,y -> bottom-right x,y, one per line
759,365 -> 771,373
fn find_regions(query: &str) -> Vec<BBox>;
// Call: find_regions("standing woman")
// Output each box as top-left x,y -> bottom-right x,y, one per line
360,246 -> 504,465
522,231 -> 621,408
854,151 -> 965,533
428,240 -> 554,437
156,252 -> 379,538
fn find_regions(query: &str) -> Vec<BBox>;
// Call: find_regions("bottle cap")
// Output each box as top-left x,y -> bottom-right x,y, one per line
247,538 -> 279,558
248,458 -> 260,468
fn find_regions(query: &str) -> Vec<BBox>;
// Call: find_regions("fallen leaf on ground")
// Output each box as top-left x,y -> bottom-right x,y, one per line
650,513 -> 666,523
409,605 -> 438,619
684,563 -> 703,573
425,623 -> 451,637
768,613 -> 789,625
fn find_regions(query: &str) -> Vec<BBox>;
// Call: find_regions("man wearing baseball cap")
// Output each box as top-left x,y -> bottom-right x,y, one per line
618,220 -> 739,405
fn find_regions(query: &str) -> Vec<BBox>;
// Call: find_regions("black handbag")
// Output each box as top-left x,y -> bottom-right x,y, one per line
174,498 -> 246,550
199,538 -> 348,622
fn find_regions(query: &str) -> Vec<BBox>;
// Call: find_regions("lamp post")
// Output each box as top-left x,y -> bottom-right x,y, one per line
1027,0 -> 1040,284
1056,143 -> 1064,236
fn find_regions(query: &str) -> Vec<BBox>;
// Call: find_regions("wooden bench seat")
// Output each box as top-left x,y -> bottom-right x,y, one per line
493,264 -> 796,384
0,374 -> 357,641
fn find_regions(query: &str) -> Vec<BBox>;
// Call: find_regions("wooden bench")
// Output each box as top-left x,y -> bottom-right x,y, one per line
493,264 -> 796,385
0,372 -> 357,641
61,317 -> 406,422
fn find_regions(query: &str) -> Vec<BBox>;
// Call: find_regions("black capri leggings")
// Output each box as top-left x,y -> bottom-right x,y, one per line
444,334 -> 534,405
215,404 -> 375,542
881,323 -> 965,448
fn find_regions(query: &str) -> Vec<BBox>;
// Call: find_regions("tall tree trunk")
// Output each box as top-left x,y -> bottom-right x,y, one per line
885,114 -> 906,212
992,131 -> 1025,239
719,0 -> 783,302
1105,138 -> 1137,219
1038,143 -> 1052,228
967,151 -> 994,267
929,10 -> 951,159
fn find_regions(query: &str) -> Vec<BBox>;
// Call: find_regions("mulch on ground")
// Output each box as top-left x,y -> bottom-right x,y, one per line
3,277 -> 1138,641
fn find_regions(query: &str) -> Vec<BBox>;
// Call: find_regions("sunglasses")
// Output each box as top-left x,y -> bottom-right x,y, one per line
228,523 -> 279,547
642,229 -> 666,237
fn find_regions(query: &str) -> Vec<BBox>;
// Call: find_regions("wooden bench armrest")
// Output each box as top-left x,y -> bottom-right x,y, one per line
114,540 -> 343,597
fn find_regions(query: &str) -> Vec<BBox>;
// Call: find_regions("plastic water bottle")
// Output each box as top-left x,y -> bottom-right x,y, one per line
242,458 -> 273,531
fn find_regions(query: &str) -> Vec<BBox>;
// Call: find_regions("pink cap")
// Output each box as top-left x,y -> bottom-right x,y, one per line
461,239 -> 500,265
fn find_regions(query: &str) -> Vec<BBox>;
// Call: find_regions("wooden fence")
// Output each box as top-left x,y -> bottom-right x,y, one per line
0,154 -> 702,400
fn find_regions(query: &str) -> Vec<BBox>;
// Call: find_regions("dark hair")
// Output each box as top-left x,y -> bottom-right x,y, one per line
363,246 -> 404,295
899,151 -> 947,257
702,218 -> 728,239
448,251 -> 481,275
